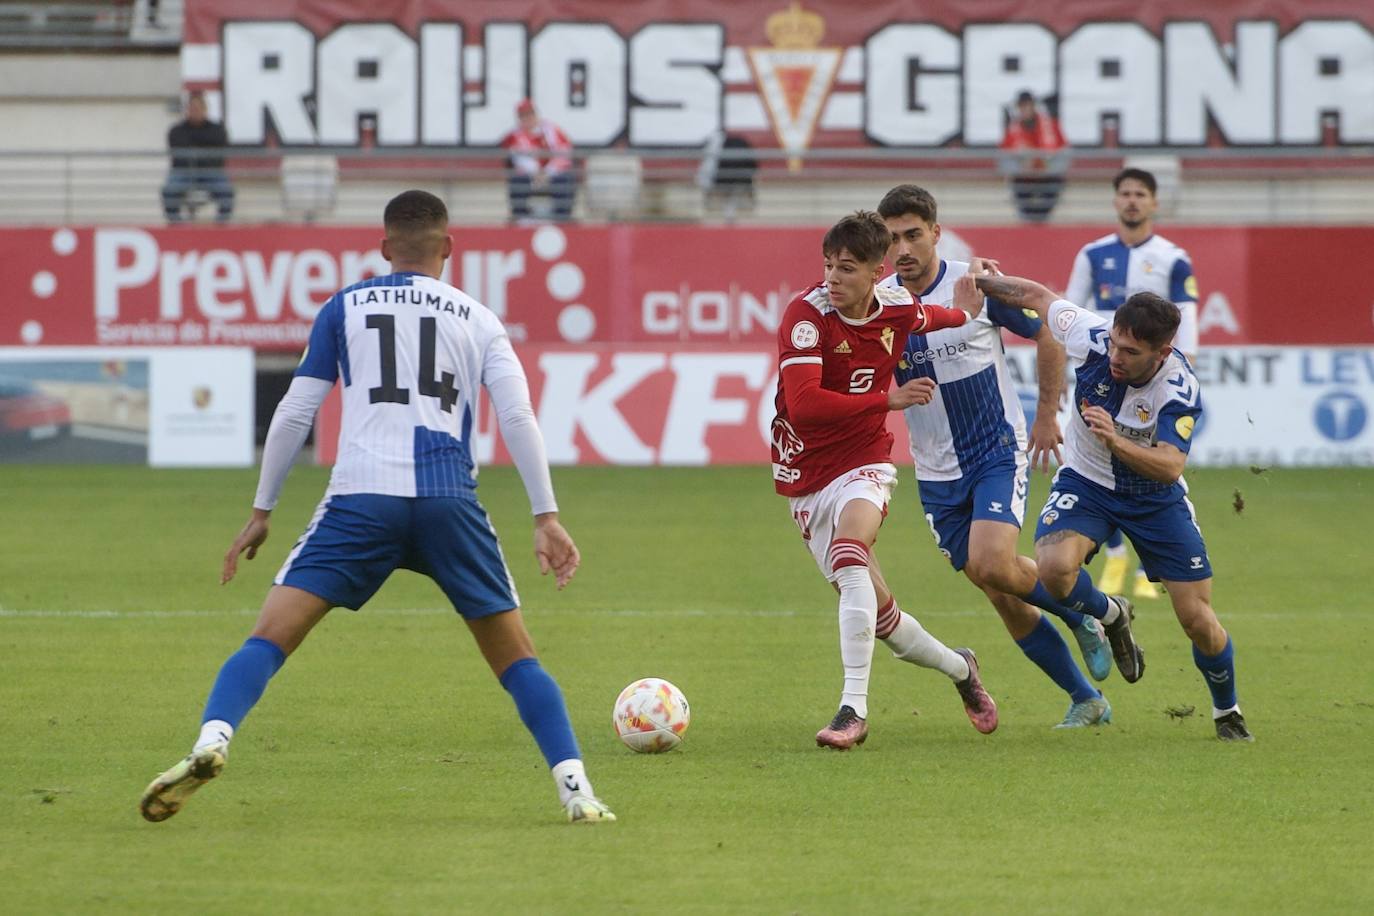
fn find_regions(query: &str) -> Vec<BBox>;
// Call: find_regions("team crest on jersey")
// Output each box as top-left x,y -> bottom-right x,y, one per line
880,326 -> 895,354
1134,401 -> 1152,423
1103,258 -> 1116,269
1143,259 -> 1155,274
833,339 -> 851,354
192,386 -> 212,409
791,320 -> 820,349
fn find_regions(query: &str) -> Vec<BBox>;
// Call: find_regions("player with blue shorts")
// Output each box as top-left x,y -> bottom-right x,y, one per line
876,184 -> 1115,729
140,190 -> 617,823
972,271 -> 1253,742
1066,167 -> 1200,599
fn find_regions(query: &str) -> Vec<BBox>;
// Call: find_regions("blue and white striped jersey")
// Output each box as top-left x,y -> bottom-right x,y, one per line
884,260 -> 1044,481
1065,232 -> 1199,354
1048,299 -> 1202,501
296,271 -> 526,498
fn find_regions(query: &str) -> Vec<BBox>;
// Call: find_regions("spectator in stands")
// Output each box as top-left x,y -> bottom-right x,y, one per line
502,99 -> 576,222
697,131 -> 758,222
999,90 -> 1069,223
161,90 -> 235,223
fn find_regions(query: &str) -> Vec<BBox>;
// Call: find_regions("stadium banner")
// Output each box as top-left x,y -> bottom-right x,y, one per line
179,1 -> 1374,154
0,346 -> 253,468
3,225 -> 1372,352
312,344 -> 1374,469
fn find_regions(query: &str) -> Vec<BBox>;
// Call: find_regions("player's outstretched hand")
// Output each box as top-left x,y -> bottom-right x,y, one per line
1027,410 -> 1064,473
888,377 -> 937,410
952,274 -> 985,319
534,513 -> 581,590
222,509 -> 271,585
1081,404 -> 1118,448
966,256 -> 1003,277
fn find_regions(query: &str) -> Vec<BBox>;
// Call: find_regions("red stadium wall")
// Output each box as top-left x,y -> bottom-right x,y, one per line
5,223 -> 1371,467
4,224 -> 1370,351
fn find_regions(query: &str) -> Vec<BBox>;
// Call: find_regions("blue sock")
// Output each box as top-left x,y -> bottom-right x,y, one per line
1065,569 -> 1111,619
1022,580 -> 1087,628
1193,636 -> 1238,711
202,637 -> 287,729
500,657 -> 581,768
1015,616 -> 1100,704
1105,529 -> 1125,550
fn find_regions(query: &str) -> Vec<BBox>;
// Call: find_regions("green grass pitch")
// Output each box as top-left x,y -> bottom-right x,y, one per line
1,464 -> 1371,913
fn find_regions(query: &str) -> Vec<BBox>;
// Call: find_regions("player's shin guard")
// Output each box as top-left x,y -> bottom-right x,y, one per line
1021,580 -> 1087,628
1015,615 -> 1099,703
830,539 -> 876,720
1193,635 -> 1239,716
1065,569 -> 1112,619
202,636 -> 287,733
500,657 -> 581,769
880,610 -> 968,680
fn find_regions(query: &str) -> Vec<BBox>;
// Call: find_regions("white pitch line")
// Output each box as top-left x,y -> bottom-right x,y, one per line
0,607 -> 1353,620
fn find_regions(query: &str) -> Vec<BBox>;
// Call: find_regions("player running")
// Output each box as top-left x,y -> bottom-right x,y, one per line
772,210 -> 997,750
972,271 -> 1252,741
1066,167 -> 1200,599
876,184 -> 1115,729
139,190 -> 617,824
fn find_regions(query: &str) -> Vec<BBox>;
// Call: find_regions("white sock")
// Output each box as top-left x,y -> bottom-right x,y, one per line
194,720 -> 233,753
1105,544 -> 1128,559
552,758 -> 593,806
881,612 -> 970,681
834,566 -> 877,719
1213,704 -> 1241,720
1102,597 -> 1122,625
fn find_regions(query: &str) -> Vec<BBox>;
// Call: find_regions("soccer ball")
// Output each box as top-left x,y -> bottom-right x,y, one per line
612,678 -> 690,753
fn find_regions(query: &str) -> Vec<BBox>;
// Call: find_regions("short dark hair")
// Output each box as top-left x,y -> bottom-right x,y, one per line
1114,292 -> 1179,348
383,190 -> 448,260
1113,167 -> 1157,195
822,210 -> 891,266
876,184 -> 938,225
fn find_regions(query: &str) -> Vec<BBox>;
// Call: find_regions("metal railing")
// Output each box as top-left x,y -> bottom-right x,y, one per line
0,0 -> 181,47
1,145 -> 1372,226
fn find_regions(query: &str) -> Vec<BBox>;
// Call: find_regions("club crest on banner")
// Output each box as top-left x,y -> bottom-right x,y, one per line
748,3 -> 840,172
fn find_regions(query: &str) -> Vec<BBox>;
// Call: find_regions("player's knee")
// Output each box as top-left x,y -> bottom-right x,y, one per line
1035,558 -> 1077,598
965,552 -> 1017,593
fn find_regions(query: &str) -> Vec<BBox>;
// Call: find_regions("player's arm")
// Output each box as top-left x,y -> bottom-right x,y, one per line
1170,256 -> 1200,360
1065,248 -> 1092,307
223,300 -> 342,584
485,336 -> 579,589
1080,405 -> 1190,484
1029,325 -> 1066,471
782,363 -> 934,420
972,274 -> 1058,318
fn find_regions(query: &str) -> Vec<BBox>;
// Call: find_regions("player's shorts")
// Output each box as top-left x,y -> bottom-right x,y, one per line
786,463 -> 897,581
1034,468 -> 1212,582
275,493 -> 519,617
916,451 -> 1029,571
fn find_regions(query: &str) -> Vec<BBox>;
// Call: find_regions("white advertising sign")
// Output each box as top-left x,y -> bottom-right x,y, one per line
0,347 -> 254,468
1005,345 -> 1374,467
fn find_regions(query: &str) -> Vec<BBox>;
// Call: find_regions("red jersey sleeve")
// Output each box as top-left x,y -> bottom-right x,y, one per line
913,302 -> 969,333
777,294 -> 887,424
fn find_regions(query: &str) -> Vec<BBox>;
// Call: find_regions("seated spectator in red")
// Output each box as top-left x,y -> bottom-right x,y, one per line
502,99 -> 576,222
161,90 -> 235,223
999,91 -> 1069,223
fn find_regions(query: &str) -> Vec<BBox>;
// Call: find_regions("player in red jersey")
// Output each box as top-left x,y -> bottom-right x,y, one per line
771,211 -> 999,749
